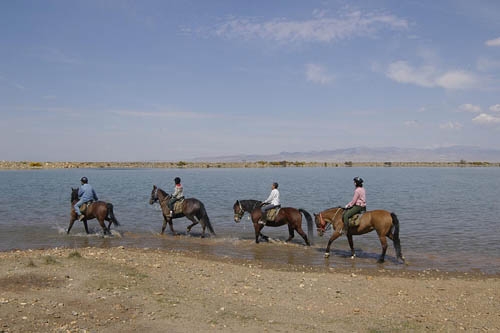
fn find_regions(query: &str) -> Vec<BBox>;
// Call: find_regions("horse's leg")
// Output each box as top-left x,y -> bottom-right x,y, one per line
185,216 -> 199,234
324,230 -> 342,258
294,225 -> 310,246
161,214 -> 170,235
97,218 -> 110,235
377,235 -> 388,263
166,216 -> 177,236
67,217 -> 77,234
286,225 -> 295,242
83,220 -> 90,234
347,234 -> 356,258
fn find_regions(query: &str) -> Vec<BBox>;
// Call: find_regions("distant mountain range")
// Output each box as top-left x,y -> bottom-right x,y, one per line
191,146 -> 500,163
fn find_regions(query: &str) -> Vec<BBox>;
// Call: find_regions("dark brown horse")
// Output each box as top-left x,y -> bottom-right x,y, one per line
68,188 -> 120,235
314,207 -> 404,263
149,185 -> 215,237
233,199 -> 313,246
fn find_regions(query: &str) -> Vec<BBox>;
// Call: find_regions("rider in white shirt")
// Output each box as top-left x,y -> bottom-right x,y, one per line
259,182 -> 280,224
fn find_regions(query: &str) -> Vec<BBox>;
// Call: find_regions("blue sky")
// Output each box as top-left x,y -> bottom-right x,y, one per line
1,0 -> 500,161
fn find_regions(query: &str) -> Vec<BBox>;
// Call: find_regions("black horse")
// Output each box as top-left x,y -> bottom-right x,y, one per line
233,199 -> 313,246
69,188 -> 119,235
149,185 -> 215,237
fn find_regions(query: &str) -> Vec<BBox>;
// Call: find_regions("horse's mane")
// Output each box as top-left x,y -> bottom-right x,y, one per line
157,187 -> 169,197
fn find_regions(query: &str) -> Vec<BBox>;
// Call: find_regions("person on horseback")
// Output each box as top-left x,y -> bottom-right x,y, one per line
342,177 -> 366,234
259,182 -> 280,225
74,176 -> 98,221
168,177 -> 184,217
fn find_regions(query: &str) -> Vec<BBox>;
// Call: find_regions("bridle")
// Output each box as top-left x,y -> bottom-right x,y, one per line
316,208 -> 342,233
234,201 -> 245,221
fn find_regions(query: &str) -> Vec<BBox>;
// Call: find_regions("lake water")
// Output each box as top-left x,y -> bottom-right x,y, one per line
0,167 -> 499,275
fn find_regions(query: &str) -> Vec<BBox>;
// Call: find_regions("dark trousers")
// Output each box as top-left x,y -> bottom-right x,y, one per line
343,205 -> 365,228
261,204 -> 279,219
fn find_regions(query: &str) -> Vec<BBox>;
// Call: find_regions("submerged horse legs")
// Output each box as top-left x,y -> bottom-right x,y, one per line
161,215 -> 177,235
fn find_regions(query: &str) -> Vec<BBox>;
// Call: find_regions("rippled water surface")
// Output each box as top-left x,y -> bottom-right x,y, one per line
1,167 -> 499,274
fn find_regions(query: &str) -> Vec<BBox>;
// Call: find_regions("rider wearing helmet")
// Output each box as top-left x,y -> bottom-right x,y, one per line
259,182 -> 280,225
168,177 -> 184,217
342,177 -> 366,234
74,177 -> 99,221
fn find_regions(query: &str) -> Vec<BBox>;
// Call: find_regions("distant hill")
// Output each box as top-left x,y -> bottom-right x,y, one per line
191,146 -> 500,163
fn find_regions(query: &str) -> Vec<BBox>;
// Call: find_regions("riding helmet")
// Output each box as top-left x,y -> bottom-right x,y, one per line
353,177 -> 363,186
174,177 -> 181,184
80,176 -> 88,183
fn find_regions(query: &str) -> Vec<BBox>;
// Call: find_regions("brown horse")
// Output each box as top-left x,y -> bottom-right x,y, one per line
233,199 -> 313,246
68,188 -> 120,235
314,207 -> 404,263
149,185 -> 215,237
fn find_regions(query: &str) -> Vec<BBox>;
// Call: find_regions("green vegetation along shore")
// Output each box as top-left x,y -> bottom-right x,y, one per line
1,160 -> 499,170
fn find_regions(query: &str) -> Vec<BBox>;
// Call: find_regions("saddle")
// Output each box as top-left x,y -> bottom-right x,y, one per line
172,198 -> 185,214
79,201 -> 94,215
264,207 -> 280,222
347,213 -> 364,227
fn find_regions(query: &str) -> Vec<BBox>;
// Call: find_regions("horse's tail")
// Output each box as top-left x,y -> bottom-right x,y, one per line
299,209 -> 314,244
199,202 -> 215,236
391,212 -> 403,260
106,203 -> 120,226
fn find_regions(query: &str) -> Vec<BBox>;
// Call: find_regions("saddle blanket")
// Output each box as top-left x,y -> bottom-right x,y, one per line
173,199 -> 185,214
348,213 -> 363,227
264,207 -> 280,221
79,201 -> 94,214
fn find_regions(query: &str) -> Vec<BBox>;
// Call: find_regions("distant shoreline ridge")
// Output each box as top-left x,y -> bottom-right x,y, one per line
1,160 -> 499,169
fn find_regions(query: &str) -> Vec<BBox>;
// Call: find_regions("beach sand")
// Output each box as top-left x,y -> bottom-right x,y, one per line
0,247 -> 498,332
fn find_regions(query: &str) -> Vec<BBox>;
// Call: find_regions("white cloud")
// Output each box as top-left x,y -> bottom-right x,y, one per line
439,121 -> 463,130
214,10 -> 408,43
435,71 -> 479,90
472,113 -> 500,125
485,37 -> 500,47
386,61 -> 435,87
386,61 -> 480,90
489,104 -> 500,112
305,64 -> 333,84
458,104 -> 481,113
404,120 -> 420,128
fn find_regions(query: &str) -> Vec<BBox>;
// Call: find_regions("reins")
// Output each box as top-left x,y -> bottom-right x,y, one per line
318,208 -> 342,232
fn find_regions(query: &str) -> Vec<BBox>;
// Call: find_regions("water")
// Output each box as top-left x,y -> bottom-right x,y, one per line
1,167 -> 499,275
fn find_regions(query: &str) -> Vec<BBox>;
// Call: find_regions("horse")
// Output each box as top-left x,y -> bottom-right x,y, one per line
233,199 -> 313,246
149,185 -> 215,237
68,188 -> 120,235
314,207 -> 405,263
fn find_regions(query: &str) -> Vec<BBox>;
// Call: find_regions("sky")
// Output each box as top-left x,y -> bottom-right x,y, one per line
1,0 -> 500,162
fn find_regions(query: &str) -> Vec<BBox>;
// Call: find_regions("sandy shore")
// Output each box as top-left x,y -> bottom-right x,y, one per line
0,247 -> 498,332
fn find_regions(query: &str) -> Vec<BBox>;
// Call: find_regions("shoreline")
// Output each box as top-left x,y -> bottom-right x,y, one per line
1,246 -> 499,332
1,160 -> 499,169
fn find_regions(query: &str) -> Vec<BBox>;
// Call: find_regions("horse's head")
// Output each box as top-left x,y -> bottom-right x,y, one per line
150,185 -> 170,205
149,185 -> 159,205
233,200 -> 244,223
71,187 -> 79,203
314,212 -> 327,237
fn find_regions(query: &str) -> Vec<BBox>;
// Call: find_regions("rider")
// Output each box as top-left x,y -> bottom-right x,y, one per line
342,177 -> 366,234
259,182 -> 280,225
168,177 -> 184,217
74,176 -> 98,221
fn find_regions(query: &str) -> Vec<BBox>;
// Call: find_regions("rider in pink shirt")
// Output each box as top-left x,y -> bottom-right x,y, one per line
343,177 -> 366,234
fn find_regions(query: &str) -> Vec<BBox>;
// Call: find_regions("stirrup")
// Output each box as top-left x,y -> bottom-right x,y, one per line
258,220 -> 265,225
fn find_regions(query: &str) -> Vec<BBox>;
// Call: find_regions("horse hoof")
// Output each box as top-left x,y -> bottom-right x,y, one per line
350,255 -> 356,260
324,253 -> 330,258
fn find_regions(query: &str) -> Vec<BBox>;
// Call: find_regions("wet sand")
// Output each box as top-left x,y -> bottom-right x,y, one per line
1,246 -> 498,332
